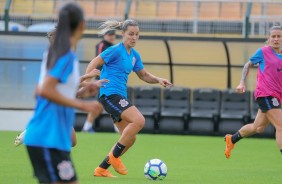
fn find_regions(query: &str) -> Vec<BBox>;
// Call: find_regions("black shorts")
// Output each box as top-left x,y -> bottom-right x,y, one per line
26,146 -> 77,183
256,96 -> 281,113
99,94 -> 132,122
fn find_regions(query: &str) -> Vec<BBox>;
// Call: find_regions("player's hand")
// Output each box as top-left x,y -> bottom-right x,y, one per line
236,82 -> 246,93
95,79 -> 110,88
158,78 -> 173,88
80,69 -> 100,82
77,79 -> 109,98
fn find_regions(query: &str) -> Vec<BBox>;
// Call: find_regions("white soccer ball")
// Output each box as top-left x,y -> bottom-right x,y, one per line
144,159 -> 167,180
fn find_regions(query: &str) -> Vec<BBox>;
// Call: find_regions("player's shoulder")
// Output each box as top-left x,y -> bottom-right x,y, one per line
107,42 -> 122,52
55,50 -> 76,67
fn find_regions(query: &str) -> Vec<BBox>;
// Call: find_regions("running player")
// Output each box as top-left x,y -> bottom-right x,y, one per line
82,30 -> 116,133
23,3 -> 99,183
14,28 -> 104,147
225,24 -> 282,158
81,19 -> 173,177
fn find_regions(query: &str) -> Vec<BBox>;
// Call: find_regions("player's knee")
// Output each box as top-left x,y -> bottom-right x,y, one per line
97,103 -> 103,114
256,126 -> 265,134
274,124 -> 282,132
136,115 -> 145,130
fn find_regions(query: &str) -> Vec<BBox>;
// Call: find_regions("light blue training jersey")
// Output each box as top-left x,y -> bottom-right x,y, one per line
100,42 -> 144,98
24,50 -> 80,152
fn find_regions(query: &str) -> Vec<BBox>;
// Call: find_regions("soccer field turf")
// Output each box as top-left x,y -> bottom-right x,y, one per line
1,131 -> 281,184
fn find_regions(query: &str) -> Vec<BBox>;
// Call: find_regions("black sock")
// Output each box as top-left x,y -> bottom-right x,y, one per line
99,156 -> 111,169
280,149 -> 282,154
231,131 -> 243,144
112,142 -> 126,158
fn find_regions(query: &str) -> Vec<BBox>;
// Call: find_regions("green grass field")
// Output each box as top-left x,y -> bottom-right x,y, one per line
1,131 -> 282,184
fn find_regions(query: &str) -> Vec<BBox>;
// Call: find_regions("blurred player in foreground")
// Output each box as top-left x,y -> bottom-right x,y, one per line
82,19 -> 173,177
14,22 -> 107,147
23,3 -> 106,183
225,24 -> 282,158
82,29 -> 116,133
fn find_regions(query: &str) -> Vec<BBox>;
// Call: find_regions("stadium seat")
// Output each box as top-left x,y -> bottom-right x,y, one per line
77,1 -> 95,19
33,0 -> 54,15
96,1 -> 116,18
219,2 -> 242,20
157,2 -> 177,19
251,3 -> 262,16
199,2 -> 219,20
133,86 -> 161,133
266,3 -> 282,16
188,88 -> 220,135
177,2 -> 195,19
218,89 -> 251,134
0,0 -> 5,14
135,1 -> 157,19
96,86 -> 133,132
11,0 -> 33,15
158,87 -> 190,134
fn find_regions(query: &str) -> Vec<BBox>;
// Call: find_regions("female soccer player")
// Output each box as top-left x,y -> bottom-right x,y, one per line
23,3 -> 99,184
14,28 -> 104,147
225,24 -> 282,159
81,19 -> 173,177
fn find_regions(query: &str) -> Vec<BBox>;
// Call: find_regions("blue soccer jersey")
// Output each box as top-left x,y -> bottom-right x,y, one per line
99,42 -> 144,98
24,50 -> 80,152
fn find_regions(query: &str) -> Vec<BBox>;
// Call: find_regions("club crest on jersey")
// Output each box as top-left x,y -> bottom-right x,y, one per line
119,99 -> 129,108
132,57 -> 136,67
57,161 -> 74,180
272,97 -> 279,107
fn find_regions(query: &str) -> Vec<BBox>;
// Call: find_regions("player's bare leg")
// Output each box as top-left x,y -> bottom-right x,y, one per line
266,109 -> 282,153
108,106 -> 144,175
239,110 -> 269,137
94,119 -> 135,178
225,109 -> 269,158
82,102 -> 103,132
94,106 -> 144,176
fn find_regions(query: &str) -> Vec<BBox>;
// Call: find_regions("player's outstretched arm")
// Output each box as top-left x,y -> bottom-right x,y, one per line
80,69 -> 100,83
38,76 -> 97,112
136,69 -> 173,88
236,61 -> 253,93
81,56 -> 105,82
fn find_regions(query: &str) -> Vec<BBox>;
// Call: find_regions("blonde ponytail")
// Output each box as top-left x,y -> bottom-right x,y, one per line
98,20 -> 123,35
98,19 -> 139,35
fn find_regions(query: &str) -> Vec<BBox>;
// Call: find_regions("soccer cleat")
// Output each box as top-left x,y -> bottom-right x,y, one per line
14,130 -> 26,147
93,167 -> 116,178
224,134 -> 235,159
108,152 -> 128,175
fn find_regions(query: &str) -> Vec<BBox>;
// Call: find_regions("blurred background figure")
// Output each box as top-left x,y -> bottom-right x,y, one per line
81,29 -> 116,133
